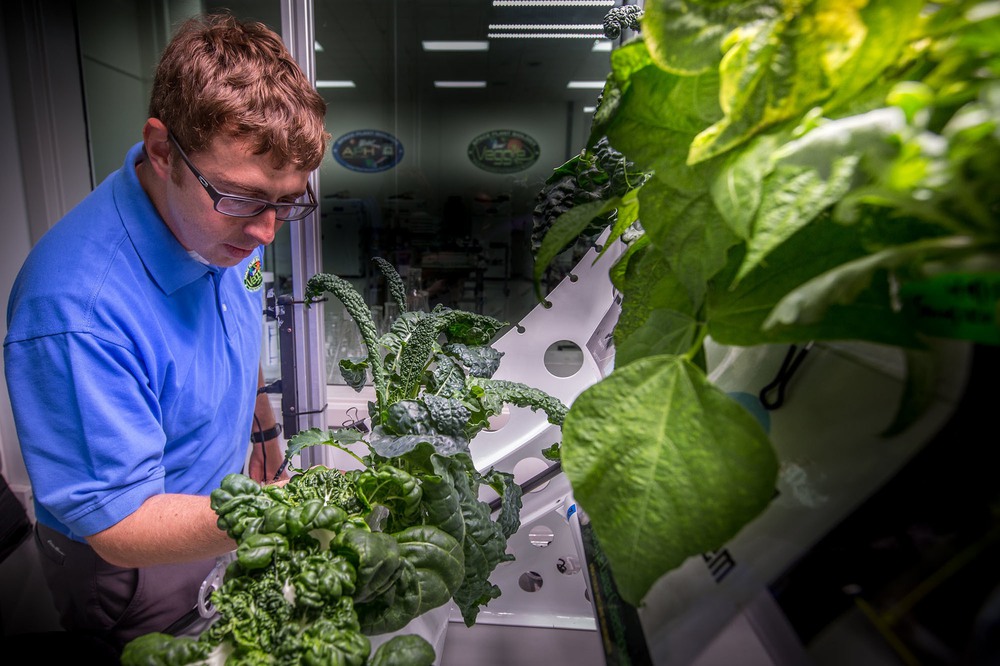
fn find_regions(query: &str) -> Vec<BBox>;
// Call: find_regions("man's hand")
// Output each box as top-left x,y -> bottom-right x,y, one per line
248,436 -> 289,484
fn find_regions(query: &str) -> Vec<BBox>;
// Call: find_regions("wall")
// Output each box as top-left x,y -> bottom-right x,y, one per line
0,10 -> 38,500
320,98 -> 569,208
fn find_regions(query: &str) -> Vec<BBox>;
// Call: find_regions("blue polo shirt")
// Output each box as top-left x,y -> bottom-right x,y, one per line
4,141 -> 265,542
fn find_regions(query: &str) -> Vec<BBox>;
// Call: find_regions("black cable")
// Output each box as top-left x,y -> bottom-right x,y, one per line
252,413 -> 266,484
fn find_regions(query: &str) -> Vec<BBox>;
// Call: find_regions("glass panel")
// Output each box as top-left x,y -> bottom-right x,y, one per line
313,0 -> 616,385
75,0 -> 619,390
75,0 -> 291,385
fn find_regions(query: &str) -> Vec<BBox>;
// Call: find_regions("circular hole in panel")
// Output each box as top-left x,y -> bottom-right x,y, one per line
513,457 -> 551,493
518,571 -> 543,592
544,340 -> 584,378
486,406 -> 510,431
556,555 -> 581,575
528,525 -> 555,548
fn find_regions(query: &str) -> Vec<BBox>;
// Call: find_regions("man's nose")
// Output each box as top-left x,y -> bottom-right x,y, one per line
244,207 -> 280,245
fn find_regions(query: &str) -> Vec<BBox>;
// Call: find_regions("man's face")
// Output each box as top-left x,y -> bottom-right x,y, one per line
162,134 -> 311,267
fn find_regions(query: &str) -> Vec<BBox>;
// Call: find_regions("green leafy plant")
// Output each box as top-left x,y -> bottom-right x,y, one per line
122,258 -> 568,665
534,0 -> 1000,608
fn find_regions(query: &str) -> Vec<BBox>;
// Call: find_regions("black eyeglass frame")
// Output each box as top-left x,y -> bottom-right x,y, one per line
167,131 -> 318,222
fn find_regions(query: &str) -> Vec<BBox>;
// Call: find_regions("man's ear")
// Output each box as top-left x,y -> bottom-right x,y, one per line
142,118 -> 173,179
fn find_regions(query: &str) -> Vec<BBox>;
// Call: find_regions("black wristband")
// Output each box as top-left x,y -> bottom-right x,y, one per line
251,423 -> 282,444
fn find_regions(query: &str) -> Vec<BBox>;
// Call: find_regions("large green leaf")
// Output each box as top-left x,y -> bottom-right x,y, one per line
532,196 -> 621,301
561,355 -> 778,606
614,243 -> 700,367
822,0 -> 926,113
763,235 -> 984,331
735,154 -> 860,284
639,184 -> 740,309
706,216 -> 921,348
643,0 -> 780,76
690,2 -> 874,163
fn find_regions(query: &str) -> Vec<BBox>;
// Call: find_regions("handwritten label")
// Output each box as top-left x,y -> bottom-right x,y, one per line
901,273 -> 1000,345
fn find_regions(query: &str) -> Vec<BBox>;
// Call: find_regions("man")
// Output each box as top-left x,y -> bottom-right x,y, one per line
3,13 -> 328,652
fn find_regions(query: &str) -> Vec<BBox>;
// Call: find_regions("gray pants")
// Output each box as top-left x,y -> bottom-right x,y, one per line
34,523 -> 217,652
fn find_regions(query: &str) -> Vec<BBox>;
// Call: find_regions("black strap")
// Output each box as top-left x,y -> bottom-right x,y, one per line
250,423 -> 282,444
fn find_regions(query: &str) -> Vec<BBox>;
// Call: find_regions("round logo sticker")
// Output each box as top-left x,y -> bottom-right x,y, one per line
244,256 -> 263,292
467,129 -> 540,174
332,130 -> 404,173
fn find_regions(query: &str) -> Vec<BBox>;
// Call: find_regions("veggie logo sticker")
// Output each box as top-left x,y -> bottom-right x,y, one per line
332,130 -> 404,173
468,129 -> 540,174
244,256 -> 263,292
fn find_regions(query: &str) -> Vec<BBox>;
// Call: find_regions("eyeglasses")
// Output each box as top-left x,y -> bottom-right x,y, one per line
167,131 -> 317,221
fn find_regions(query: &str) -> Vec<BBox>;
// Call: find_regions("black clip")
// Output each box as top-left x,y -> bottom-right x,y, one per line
759,342 -> 813,411
256,379 -> 282,396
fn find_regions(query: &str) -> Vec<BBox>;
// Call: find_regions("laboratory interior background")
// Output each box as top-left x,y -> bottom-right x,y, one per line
1,1 -> 997,665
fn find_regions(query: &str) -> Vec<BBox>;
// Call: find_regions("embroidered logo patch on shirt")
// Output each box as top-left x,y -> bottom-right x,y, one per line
244,256 -> 264,292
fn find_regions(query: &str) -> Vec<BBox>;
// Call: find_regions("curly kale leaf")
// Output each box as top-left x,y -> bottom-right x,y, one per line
531,136 -> 648,259
430,454 -> 516,626
388,313 -> 442,403
424,353 -> 467,397
306,272 -> 387,407
442,342 -> 503,378
372,256 -> 408,315
481,468 -> 523,541
603,4 -> 643,40
339,357 -> 370,392
438,308 -> 506,346
370,634 -> 435,666
468,377 -> 568,426
368,395 -> 473,457
382,308 -> 505,406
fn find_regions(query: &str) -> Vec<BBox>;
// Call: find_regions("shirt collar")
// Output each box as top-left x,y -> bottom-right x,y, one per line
115,142 -> 219,295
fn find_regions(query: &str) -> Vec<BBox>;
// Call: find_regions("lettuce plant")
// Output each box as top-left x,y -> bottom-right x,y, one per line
122,259 -> 568,665
534,0 -> 1000,608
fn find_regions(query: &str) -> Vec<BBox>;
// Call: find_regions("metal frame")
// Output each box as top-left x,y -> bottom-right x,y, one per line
275,0 -> 329,462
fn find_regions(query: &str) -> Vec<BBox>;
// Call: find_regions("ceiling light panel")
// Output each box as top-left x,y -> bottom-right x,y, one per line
434,81 -> 488,88
488,24 -> 604,29
488,32 -> 606,38
316,80 -> 356,88
422,41 -> 490,51
493,1 -> 615,6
